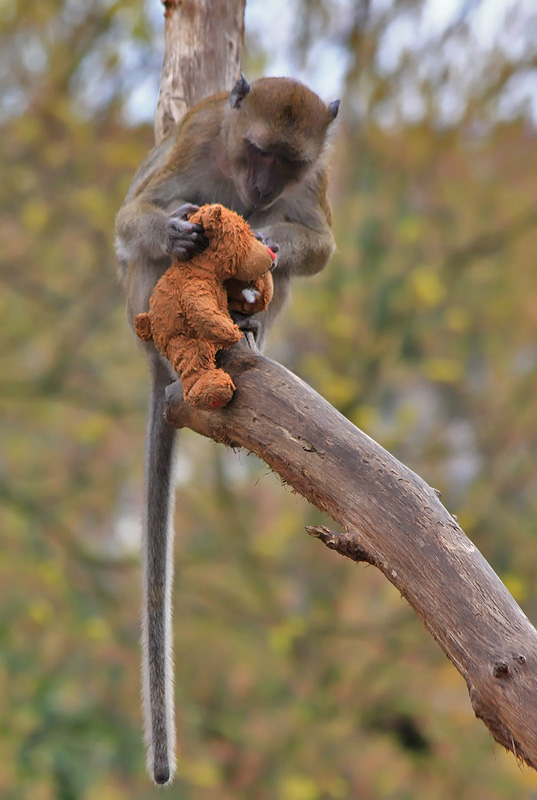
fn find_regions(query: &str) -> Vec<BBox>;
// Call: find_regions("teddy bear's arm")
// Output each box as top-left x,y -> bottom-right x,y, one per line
226,274 -> 274,316
182,279 -> 243,346
134,312 -> 153,341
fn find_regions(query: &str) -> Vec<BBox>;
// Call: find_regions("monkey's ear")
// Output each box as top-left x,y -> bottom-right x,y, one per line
230,74 -> 251,109
328,99 -> 340,121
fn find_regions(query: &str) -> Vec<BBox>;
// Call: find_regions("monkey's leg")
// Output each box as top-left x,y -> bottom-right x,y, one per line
141,353 -> 178,785
229,310 -> 261,340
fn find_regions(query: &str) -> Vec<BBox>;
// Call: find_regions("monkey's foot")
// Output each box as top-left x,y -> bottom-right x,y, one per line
186,369 -> 236,410
164,379 -> 184,410
230,311 -> 261,338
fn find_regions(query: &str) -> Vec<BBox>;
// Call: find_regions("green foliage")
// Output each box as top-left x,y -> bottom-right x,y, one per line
2,0 -> 537,797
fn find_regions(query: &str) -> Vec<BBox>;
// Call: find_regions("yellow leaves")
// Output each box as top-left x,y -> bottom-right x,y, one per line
254,509 -> 297,559
269,616 -> 307,656
86,617 -> 111,643
39,561 -> 63,587
102,139 -> 148,171
16,113 -> 43,146
499,745 -> 537,787
501,573 -> 528,604
27,600 -> 54,626
423,357 -> 463,383
324,312 -> 356,341
409,266 -> 445,309
321,777 -> 350,799
76,185 -> 111,228
73,413 -> 109,445
320,374 -> 358,407
43,139 -> 69,169
350,404 -> 378,431
281,774 -> 350,800
21,199 -> 49,234
176,757 -> 221,788
281,774 -> 320,800
301,354 -> 358,408
397,216 -> 423,244
375,768 -> 404,796
445,306 -> 471,332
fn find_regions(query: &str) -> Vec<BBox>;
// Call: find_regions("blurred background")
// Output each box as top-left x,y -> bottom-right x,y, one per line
2,0 -> 537,797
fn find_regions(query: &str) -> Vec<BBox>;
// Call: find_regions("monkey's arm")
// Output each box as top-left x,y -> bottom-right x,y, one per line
246,182 -> 334,347
249,172 -> 335,278
116,200 -> 207,262
256,219 -> 335,277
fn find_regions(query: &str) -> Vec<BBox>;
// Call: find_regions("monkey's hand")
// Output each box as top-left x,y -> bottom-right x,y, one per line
165,204 -> 208,261
252,231 -> 279,271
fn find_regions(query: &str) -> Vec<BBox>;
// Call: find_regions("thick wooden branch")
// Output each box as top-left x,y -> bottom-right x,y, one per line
165,343 -> 537,770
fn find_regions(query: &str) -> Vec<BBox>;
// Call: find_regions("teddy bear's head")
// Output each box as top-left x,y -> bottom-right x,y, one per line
189,204 -> 275,281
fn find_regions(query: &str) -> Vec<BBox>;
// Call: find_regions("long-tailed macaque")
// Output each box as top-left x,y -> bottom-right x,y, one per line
115,75 -> 339,785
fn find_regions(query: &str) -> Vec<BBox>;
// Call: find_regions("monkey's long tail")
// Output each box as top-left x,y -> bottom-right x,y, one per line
141,362 -> 177,785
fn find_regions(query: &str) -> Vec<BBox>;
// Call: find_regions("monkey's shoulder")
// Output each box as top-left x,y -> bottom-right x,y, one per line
178,92 -> 228,138
130,106 -> 230,206
124,136 -> 177,202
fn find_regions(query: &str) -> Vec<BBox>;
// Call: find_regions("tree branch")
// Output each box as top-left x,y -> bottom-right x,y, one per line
166,343 -> 537,771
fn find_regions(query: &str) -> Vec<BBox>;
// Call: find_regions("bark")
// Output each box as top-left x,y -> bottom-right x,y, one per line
155,0 -> 246,144
165,343 -> 537,771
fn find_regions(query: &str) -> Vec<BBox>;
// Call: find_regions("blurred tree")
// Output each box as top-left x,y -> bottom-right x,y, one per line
2,0 -> 537,797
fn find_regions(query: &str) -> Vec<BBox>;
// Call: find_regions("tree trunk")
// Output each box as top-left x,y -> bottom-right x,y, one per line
165,343 -> 537,771
155,0 -> 245,144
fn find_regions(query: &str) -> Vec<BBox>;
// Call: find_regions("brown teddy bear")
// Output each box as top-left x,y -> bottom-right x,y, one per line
134,203 -> 276,409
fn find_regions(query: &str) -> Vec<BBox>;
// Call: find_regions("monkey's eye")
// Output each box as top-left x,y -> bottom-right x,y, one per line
274,150 -> 309,170
280,155 -> 306,168
247,140 -> 270,159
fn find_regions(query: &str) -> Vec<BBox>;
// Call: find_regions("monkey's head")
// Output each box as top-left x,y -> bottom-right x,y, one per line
226,75 -> 339,211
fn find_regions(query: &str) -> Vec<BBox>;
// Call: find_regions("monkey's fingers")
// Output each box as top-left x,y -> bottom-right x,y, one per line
252,230 -> 280,252
167,219 -> 206,238
166,220 -> 209,259
168,202 -> 200,220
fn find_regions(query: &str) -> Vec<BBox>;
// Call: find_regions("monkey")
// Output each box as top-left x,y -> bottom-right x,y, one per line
115,75 -> 339,785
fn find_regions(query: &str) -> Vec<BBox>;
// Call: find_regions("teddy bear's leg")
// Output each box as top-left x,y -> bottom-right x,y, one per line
187,368 -> 236,409
165,336 -> 214,392
166,337 -> 236,410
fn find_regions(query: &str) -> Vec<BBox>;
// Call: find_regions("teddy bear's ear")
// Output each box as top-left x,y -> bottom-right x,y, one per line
199,203 -> 223,233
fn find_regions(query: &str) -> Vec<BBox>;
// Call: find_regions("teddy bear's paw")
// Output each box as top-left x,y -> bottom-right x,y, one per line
186,370 -> 236,410
134,313 -> 153,341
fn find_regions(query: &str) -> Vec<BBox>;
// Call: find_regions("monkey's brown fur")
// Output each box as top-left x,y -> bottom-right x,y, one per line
134,204 -> 274,410
115,76 -> 339,786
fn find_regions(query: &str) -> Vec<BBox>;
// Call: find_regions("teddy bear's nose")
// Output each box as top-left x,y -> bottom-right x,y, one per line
267,247 -> 278,271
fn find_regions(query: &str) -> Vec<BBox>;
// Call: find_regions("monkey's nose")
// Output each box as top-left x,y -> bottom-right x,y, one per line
255,186 -> 274,205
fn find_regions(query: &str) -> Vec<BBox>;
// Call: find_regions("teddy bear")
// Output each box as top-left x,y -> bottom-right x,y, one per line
134,203 -> 276,410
